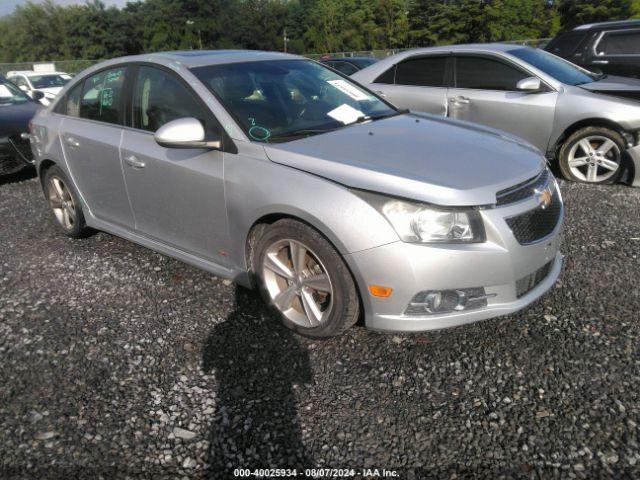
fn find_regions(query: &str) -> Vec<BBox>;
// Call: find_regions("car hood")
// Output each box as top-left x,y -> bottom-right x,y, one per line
579,75 -> 640,92
36,87 -> 63,97
264,113 -> 545,206
0,100 -> 40,137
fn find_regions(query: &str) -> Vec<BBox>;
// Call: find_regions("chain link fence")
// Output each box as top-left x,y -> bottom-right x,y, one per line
0,39 -> 551,75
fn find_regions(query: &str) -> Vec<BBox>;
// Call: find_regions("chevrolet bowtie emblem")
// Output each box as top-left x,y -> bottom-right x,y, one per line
536,187 -> 553,210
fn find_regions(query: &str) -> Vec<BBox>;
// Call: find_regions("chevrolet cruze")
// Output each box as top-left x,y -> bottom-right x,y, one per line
29,50 -> 563,337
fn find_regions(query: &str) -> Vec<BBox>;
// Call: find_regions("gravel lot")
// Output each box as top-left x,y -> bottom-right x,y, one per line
0,170 -> 639,479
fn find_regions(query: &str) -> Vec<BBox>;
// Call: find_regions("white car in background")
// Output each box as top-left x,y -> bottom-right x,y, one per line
7,71 -> 72,106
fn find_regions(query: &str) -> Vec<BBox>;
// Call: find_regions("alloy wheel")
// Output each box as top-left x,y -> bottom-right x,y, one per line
48,176 -> 77,230
567,135 -> 621,183
262,239 -> 334,328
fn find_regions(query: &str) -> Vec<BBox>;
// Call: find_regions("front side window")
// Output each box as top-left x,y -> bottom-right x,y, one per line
596,30 -> 640,56
455,56 -> 528,91
0,80 -> 30,106
395,56 -> 447,87
133,66 -> 215,134
508,47 -> 595,86
29,74 -> 70,89
79,67 -> 127,125
192,59 -> 396,143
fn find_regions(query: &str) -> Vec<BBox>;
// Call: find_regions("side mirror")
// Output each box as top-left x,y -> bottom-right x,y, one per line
154,117 -> 221,150
516,76 -> 542,92
31,91 -> 45,101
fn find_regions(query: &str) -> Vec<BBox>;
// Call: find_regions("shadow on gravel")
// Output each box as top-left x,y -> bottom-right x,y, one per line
0,167 -> 36,186
202,287 -> 314,475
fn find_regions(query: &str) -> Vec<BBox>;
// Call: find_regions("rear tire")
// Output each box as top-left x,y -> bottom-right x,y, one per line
558,127 -> 625,184
253,219 -> 360,338
43,165 -> 90,238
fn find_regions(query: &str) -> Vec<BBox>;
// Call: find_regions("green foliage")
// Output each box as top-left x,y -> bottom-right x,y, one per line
0,0 -> 634,63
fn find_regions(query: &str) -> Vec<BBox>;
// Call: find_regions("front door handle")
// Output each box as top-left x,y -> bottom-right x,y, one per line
375,90 -> 387,98
592,59 -> 609,65
450,96 -> 470,105
64,136 -> 80,148
124,155 -> 146,169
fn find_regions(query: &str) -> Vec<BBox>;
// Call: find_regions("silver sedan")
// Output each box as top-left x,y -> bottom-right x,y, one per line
353,44 -> 640,186
30,50 -> 563,337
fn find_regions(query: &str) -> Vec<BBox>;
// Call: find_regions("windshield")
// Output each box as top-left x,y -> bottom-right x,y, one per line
0,80 -> 30,106
191,59 -> 396,142
29,74 -> 70,89
508,47 -> 596,86
351,58 -> 377,69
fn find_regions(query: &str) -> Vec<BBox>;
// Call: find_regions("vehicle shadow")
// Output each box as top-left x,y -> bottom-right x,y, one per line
0,167 -> 36,186
201,286 -> 314,475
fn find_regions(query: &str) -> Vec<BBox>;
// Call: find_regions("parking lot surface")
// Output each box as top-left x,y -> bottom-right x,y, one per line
1,171 -> 639,479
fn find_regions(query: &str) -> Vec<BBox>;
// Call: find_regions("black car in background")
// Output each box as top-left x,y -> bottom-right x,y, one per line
545,19 -> 640,78
0,76 -> 41,176
319,56 -> 378,76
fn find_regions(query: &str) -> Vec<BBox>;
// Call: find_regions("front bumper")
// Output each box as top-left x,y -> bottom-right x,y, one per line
345,191 -> 563,333
626,144 -> 640,187
0,135 -> 34,176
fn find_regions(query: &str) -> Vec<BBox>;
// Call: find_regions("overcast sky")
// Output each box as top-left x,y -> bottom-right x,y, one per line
0,0 -> 129,17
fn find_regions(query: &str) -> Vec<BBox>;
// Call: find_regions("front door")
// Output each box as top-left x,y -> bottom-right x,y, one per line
120,65 -> 229,264
447,55 -> 558,151
59,66 -> 134,228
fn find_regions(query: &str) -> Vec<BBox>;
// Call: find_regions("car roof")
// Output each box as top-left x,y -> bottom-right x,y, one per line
109,49 -> 301,69
7,70 -> 68,76
573,19 -> 640,31
393,43 -> 523,55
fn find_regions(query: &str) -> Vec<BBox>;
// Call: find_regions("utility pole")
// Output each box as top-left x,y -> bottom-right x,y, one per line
283,27 -> 289,53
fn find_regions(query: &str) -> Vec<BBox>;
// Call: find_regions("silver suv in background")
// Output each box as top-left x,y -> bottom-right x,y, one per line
353,44 -> 640,186
30,51 -> 563,337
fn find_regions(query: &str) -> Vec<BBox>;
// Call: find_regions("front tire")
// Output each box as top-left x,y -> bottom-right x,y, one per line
254,219 -> 360,338
43,165 -> 90,238
558,127 -> 625,184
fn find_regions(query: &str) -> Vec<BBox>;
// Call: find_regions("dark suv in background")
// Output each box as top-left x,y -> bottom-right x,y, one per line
545,20 -> 640,78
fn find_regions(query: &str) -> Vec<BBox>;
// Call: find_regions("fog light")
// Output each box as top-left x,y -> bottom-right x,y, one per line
405,287 -> 493,316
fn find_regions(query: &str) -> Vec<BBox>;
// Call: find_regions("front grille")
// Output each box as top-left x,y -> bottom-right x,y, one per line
8,134 -> 33,162
516,261 -> 553,298
0,141 -> 25,176
506,188 -> 562,245
496,169 -> 551,206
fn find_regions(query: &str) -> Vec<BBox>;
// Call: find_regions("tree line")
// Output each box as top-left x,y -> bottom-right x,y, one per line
1,0 -> 639,63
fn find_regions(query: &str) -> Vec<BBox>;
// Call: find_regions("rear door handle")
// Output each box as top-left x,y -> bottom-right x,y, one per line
124,155 -> 146,169
450,96 -> 470,105
64,136 -> 80,148
592,59 -> 609,65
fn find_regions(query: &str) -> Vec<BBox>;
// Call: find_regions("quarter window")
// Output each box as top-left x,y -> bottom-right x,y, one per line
395,56 -> 448,87
596,30 -> 640,55
455,56 -> 528,91
133,66 -> 214,134
79,67 -> 127,125
374,65 -> 396,84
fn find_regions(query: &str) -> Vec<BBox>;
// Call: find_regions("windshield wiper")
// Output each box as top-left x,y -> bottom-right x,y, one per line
350,108 -> 409,125
268,126 -> 341,142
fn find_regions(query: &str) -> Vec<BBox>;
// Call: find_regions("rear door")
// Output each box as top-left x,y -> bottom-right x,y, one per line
59,66 -> 134,229
590,29 -> 640,78
447,54 -> 557,151
120,65 -> 230,264
369,54 -> 450,116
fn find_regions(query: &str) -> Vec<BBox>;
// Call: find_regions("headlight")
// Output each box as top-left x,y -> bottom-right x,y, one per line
353,190 -> 485,244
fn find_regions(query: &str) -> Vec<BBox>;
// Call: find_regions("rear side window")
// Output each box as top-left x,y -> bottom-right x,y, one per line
596,30 -> 640,55
79,67 -> 127,125
455,56 -> 528,91
395,56 -> 447,87
133,66 -> 215,134
374,65 -> 396,84
546,32 -> 588,57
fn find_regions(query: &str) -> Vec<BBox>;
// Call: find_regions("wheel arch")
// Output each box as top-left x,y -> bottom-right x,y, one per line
549,118 -> 629,161
37,159 -> 58,190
